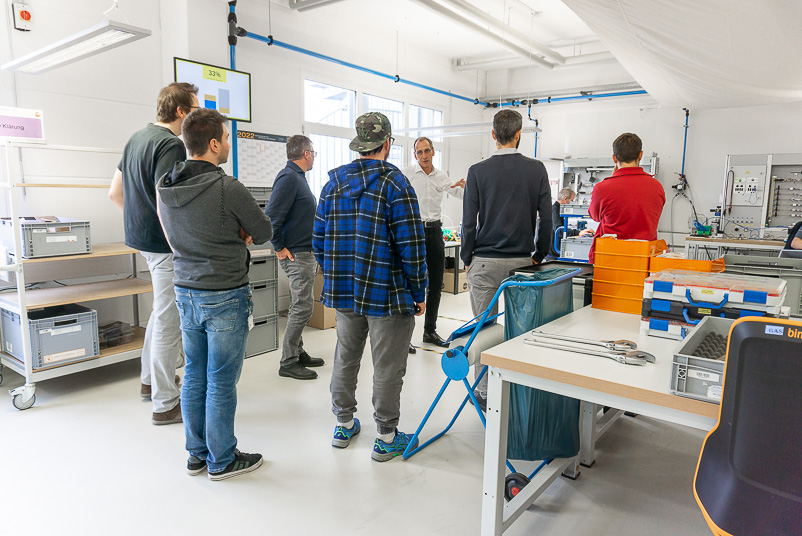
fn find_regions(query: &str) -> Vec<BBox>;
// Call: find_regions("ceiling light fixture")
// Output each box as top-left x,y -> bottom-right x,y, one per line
1,19 -> 151,75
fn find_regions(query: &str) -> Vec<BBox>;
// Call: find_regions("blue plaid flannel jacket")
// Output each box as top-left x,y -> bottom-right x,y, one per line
313,158 -> 427,317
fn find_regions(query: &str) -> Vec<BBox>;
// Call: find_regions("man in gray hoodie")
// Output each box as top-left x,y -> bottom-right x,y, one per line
157,108 -> 272,481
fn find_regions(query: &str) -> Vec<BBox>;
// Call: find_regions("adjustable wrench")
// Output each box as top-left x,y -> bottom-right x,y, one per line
523,337 -> 655,365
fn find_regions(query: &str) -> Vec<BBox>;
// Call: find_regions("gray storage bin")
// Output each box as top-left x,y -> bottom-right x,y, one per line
249,253 -> 278,281
250,279 -> 278,318
722,254 -> 802,315
671,316 -> 735,404
245,314 -> 278,358
560,236 -> 593,261
246,186 -> 272,203
2,304 -> 99,369
1,217 -> 91,259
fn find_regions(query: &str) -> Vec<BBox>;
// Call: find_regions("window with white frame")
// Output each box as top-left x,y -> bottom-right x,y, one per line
363,94 -> 404,131
304,79 -> 447,193
409,104 -> 444,142
304,80 -> 356,128
308,134 -> 355,199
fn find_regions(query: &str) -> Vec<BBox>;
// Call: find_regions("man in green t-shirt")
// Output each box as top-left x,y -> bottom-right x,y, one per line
109,82 -> 198,425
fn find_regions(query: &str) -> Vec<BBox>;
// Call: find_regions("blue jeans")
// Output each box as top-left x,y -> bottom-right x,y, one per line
175,284 -> 252,472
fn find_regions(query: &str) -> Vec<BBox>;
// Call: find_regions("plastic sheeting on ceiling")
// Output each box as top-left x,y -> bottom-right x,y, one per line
561,0 -> 802,109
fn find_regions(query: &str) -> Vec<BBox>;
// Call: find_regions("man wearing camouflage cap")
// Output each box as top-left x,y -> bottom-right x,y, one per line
313,112 -> 427,462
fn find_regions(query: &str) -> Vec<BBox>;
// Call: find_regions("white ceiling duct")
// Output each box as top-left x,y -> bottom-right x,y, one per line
562,0 -> 802,108
288,0 -> 347,11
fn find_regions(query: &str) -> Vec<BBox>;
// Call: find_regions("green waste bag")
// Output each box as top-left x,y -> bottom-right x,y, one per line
503,270 -> 580,461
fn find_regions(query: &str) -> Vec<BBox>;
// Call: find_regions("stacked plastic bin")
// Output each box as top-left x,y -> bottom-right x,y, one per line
641,270 -> 786,340
246,186 -> 279,357
591,237 -> 667,314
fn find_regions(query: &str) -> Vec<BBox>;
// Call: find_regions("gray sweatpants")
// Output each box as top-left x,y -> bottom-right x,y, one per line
279,252 -> 317,366
467,256 -> 532,397
140,251 -> 182,413
330,309 -> 415,436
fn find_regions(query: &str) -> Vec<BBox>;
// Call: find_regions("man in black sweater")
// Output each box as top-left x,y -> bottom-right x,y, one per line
461,109 -> 553,407
266,135 -> 325,380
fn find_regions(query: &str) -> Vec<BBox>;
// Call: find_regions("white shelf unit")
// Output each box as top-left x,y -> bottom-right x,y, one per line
0,141 -> 149,410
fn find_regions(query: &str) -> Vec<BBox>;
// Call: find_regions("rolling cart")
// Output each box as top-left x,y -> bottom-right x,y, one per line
403,268 -> 582,500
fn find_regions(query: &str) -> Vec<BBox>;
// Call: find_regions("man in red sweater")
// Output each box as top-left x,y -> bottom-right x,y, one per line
588,133 -> 665,263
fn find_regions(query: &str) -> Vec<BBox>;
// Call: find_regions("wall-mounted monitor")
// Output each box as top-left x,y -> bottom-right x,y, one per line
174,57 -> 251,122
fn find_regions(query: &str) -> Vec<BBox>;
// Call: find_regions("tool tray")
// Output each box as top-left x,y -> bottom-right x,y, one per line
643,269 -> 786,313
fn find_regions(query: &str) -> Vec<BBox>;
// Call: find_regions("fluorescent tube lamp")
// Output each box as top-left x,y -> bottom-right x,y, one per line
1,20 -> 151,74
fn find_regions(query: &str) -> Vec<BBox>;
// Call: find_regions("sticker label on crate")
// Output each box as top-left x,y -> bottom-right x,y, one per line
41,325 -> 82,336
700,289 -> 714,295
45,235 -> 77,243
707,385 -> 723,400
43,348 -> 86,364
564,251 -> 575,258
687,369 -> 720,383
765,325 -> 784,336
698,308 -> 712,315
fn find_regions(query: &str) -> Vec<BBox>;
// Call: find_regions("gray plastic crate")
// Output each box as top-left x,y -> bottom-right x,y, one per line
250,279 -> 278,318
245,314 -> 278,358
0,217 -> 91,259
249,253 -> 278,281
560,236 -> 593,261
722,254 -> 802,315
246,186 -> 272,203
671,316 -> 735,404
2,304 -> 99,369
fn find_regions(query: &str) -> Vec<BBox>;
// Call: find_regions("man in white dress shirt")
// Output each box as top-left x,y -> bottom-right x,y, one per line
402,137 -> 465,351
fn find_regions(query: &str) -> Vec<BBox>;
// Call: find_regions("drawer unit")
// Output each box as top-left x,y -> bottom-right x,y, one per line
250,279 -> 278,318
2,304 -> 99,369
249,252 -> 278,281
245,314 -> 278,358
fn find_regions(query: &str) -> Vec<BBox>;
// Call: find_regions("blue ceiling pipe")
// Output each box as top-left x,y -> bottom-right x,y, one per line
237,28 -> 491,107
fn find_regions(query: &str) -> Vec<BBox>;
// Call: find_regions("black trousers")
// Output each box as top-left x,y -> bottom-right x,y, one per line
424,223 -> 445,333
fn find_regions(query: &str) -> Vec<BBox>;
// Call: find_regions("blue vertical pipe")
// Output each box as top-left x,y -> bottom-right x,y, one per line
533,119 -> 539,158
229,3 -> 238,178
680,108 -> 689,178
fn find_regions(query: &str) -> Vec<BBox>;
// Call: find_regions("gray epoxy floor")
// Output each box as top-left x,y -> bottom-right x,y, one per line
0,292 -> 710,535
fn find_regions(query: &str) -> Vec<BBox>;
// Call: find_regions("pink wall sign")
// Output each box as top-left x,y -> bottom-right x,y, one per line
0,108 -> 44,140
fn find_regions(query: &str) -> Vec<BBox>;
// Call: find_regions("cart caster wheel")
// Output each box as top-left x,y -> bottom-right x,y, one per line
12,393 -> 35,410
504,472 -> 530,501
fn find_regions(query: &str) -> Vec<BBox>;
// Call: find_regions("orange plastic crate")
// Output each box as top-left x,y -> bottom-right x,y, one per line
593,266 -> 649,285
594,252 -> 652,271
649,256 -> 725,274
591,292 -> 642,315
592,279 -> 645,300
594,237 -> 668,256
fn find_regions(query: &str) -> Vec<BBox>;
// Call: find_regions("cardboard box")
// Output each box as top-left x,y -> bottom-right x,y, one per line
442,269 -> 468,294
307,300 -> 336,329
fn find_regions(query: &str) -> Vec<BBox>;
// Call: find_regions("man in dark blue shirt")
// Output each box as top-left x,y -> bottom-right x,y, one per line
266,135 -> 324,380
109,82 -> 198,425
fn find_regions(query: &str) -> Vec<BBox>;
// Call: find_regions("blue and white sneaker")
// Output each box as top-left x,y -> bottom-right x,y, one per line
332,418 -> 361,448
371,429 -> 418,462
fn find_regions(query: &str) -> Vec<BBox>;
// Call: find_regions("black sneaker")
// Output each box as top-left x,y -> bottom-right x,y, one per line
279,362 -> 318,380
299,351 -> 325,368
187,455 -> 207,476
208,450 -> 263,481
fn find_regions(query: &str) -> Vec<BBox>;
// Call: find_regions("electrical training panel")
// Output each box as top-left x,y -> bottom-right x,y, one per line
721,153 -> 802,239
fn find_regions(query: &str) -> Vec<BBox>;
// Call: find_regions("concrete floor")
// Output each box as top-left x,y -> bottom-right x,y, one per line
0,291 -> 711,535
